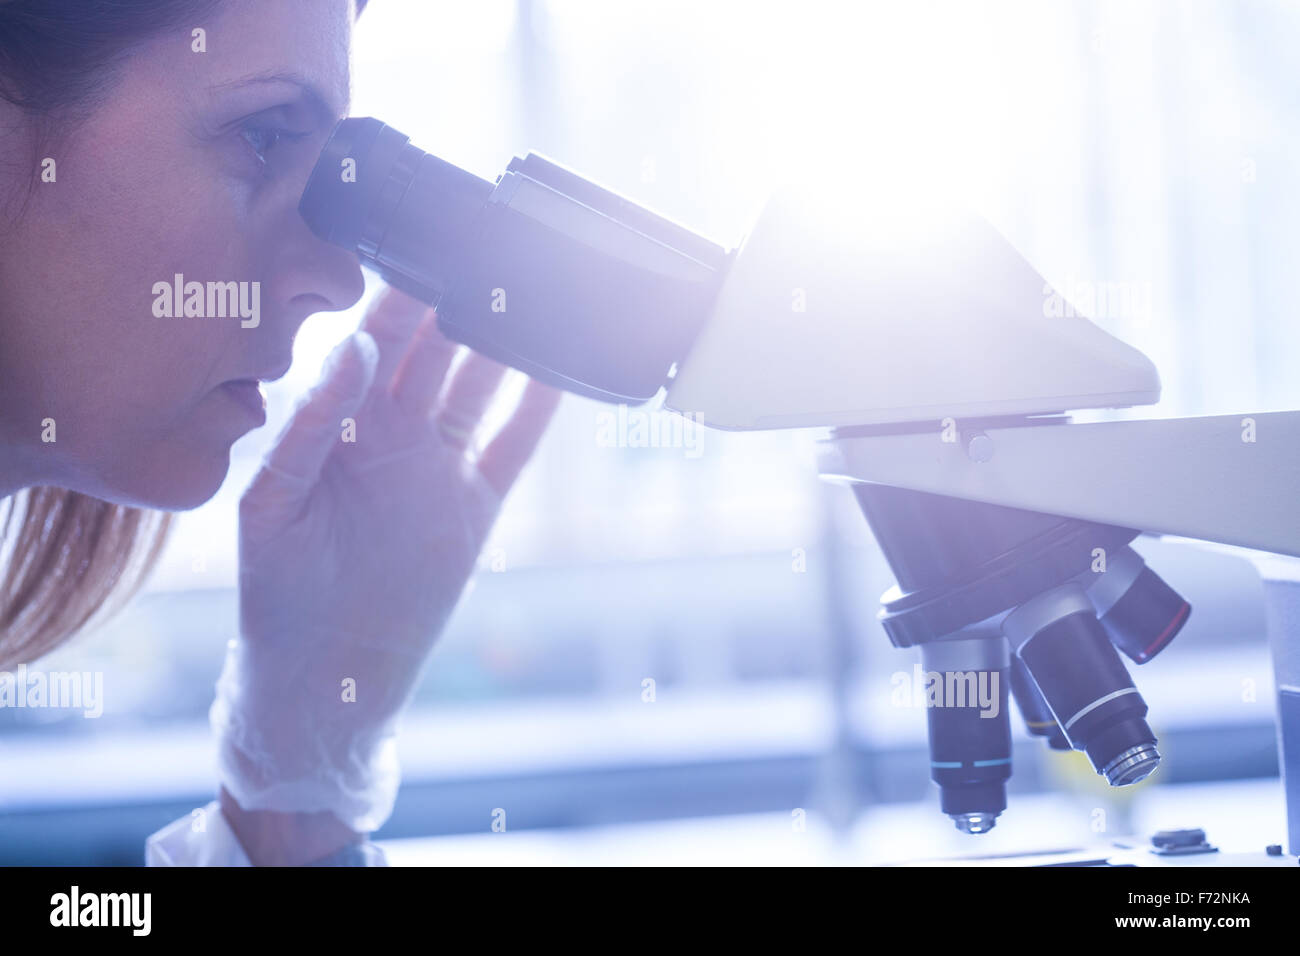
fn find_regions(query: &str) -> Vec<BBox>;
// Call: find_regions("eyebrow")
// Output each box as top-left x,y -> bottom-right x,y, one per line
210,71 -> 348,127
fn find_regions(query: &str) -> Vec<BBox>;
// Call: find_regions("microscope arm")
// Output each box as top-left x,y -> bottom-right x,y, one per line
816,410 -> 1300,559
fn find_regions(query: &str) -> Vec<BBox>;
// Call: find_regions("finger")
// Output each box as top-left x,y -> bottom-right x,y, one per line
389,310 -> 459,418
434,351 -> 510,453
360,285 -> 432,389
253,331 -> 379,499
476,379 -> 562,496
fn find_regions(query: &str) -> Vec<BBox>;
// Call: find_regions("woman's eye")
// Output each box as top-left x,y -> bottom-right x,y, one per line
239,125 -> 285,166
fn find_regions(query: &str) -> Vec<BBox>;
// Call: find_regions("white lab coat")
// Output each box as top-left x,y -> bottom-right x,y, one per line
144,801 -> 389,865
144,800 -> 252,866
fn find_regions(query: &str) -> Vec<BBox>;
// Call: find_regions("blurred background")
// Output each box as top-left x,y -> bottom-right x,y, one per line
2,0 -> 1297,864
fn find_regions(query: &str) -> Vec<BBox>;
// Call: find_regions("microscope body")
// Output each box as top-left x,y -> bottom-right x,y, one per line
664,177 -> 1159,430
300,117 -> 1300,854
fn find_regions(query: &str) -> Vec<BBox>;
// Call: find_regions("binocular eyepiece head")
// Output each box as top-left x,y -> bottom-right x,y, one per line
299,116 -> 732,405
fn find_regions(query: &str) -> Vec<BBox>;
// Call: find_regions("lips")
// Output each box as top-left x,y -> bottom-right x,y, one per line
216,353 -> 290,426
220,379 -> 267,423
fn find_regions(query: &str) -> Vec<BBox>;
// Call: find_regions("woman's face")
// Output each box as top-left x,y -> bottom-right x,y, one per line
0,0 -> 364,509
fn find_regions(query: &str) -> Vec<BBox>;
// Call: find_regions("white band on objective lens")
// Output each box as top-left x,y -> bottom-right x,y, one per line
1062,687 -> 1139,731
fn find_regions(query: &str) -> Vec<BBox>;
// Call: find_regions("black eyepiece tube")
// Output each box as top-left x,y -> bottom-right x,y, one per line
299,117 -> 733,404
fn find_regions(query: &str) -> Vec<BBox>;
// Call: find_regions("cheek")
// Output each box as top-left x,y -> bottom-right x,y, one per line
4,124 -> 260,478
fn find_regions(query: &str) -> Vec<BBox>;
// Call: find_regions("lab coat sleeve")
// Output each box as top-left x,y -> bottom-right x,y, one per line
144,799 -> 253,866
144,799 -> 391,866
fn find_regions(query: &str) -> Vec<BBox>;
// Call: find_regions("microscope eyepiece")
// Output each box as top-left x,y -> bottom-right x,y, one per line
299,116 -> 732,404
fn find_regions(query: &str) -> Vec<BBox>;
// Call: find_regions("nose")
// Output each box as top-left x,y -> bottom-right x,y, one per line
265,211 -> 366,322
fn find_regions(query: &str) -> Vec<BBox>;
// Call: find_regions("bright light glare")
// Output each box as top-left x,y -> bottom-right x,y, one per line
534,0 -> 1047,225
354,0 -> 517,59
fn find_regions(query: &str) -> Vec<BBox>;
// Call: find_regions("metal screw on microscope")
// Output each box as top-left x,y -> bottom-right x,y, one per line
967,433 -> 994,463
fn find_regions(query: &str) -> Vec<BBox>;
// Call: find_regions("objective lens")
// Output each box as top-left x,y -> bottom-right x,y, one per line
1004,583 -> 1160,786
1079,546 -> 1191,664
1007,653 -> 1070,750
920,633 -> 1011,833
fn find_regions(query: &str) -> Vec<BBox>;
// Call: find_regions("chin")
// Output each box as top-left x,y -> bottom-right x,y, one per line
92,449 -> 233,511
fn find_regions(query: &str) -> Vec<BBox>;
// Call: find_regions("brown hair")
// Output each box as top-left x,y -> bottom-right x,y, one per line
0,491 -> 172,668
0,0 -> 224,667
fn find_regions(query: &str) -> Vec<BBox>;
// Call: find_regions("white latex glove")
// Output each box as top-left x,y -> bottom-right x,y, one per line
210,286 -> 561,833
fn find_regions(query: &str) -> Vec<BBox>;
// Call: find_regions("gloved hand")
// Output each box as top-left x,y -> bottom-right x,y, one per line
209,286 -> 561,833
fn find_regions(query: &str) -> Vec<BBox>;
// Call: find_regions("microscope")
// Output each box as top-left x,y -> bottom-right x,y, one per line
300,118 -> 1300,859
